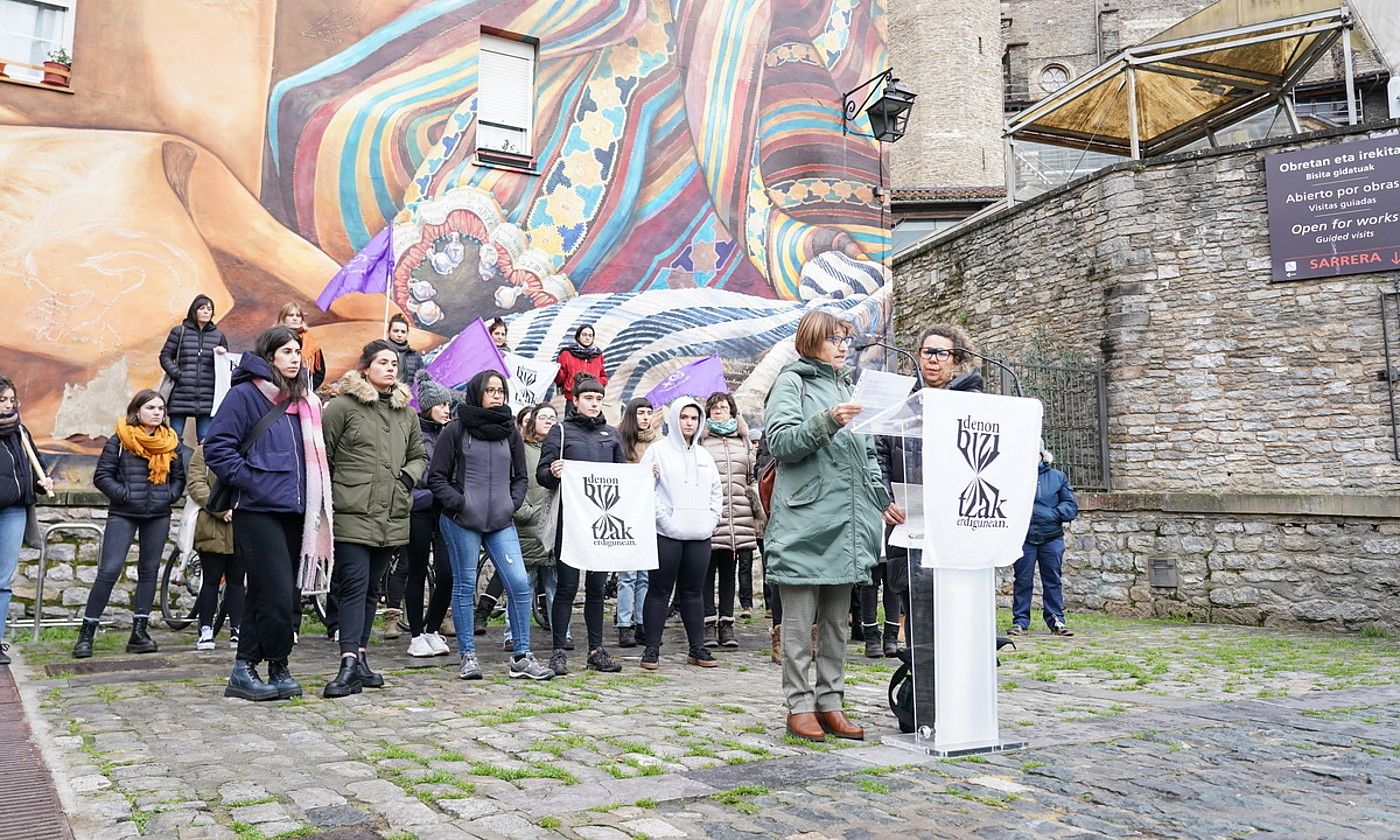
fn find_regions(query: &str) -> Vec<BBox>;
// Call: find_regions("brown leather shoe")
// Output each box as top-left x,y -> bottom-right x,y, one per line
815,710 -> 865,740
770,626 -> 782,665
786,712 -> 826,742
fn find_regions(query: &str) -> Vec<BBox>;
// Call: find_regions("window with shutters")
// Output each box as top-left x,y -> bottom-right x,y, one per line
477,33 -> 535,165
0,0 -> 76,90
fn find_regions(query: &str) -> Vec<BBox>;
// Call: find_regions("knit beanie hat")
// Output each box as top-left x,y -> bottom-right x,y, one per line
574,373 -> 605,397
416,370 -> 454,416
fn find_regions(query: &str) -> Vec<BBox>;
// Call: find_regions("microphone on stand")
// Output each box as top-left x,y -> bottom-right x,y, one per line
953,347 -> 1025,398
852,334 -> 918,373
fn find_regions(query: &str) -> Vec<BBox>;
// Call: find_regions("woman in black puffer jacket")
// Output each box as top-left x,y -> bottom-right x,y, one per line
75,390 -> 186,660
159,294 -> 229,444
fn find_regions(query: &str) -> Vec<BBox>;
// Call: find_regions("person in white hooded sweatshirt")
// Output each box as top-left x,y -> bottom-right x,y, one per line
638,397 -> 723,670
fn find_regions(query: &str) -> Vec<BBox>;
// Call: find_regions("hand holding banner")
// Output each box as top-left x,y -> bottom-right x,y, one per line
559,461 -> 658,572
505,352 -> 560,412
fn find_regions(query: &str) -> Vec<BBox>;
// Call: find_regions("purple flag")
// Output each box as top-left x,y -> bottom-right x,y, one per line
424,318 -> 507,389
645,355 -> 728,408
316,226 -> 393,311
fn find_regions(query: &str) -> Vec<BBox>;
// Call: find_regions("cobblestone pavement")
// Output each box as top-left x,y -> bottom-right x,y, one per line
9,612 -> 1400,839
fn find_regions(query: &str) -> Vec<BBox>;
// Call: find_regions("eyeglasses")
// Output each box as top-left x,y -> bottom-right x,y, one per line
825,335 -> 854,347
483,387 -> 506,396
919,348 -> 954,361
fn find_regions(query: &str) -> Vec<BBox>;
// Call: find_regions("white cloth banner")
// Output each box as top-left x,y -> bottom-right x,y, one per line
212,352 -> 242,416
505,353 -> 559,413
919,388 -> 1042,570
559,460 -> 658,572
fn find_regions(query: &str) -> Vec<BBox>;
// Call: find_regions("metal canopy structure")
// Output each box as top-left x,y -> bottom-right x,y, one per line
1004,5 -> 1359,186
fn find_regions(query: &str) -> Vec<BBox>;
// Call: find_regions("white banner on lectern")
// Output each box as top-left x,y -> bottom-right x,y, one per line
920,389 -> 1042,569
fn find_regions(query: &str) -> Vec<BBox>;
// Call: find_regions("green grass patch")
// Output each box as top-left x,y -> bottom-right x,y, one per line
858,777 -> 890,794
710,784 -> 769,816
539,816 -> 561,829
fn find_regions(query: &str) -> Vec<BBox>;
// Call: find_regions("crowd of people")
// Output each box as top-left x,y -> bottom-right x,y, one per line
0,297 -> 1079,742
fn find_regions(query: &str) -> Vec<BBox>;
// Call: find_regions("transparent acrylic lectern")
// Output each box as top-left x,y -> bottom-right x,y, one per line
855,387 -> 1039,757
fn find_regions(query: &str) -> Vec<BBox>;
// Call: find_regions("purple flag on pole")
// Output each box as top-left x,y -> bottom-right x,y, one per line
316,226 -> 394,311
645,355 -> 728,408
424,318 -> 508,389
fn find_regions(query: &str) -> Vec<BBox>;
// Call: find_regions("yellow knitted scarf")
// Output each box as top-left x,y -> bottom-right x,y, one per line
114,421 -> 180,485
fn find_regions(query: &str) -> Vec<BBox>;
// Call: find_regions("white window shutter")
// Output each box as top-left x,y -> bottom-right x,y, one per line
478,34 -> 534,155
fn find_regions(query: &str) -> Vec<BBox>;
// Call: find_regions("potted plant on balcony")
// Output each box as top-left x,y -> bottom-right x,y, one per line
42,47 -> 70,87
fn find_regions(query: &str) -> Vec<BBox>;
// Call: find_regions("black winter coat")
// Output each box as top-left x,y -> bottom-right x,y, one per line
878,370 -> 983,594
535,414 -> 626,490
159,320 -> 228,416
427,422 -> 528,533
93,434 -> 187,518
0,426 -> 40,510
388,340 -> 423,386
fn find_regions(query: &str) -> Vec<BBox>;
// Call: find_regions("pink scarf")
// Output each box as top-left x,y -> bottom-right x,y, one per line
254,380 -> 335,592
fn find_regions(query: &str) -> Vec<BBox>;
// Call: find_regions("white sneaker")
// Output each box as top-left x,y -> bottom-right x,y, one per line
427,633 -> 450,656
407,635 -> 437,658
196,625 -> 215,651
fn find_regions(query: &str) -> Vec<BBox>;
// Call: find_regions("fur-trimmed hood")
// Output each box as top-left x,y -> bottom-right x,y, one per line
329,369 -> 413,409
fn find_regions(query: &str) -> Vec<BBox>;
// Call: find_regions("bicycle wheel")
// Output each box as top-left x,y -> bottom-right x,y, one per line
310,592 -> 330,625
159,547 -> 202,630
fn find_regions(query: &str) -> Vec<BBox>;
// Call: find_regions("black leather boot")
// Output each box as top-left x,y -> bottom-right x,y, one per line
266,659 -> 303,699
355,651 -> 385,688
224,660 -> 280,701
882,622 -> 901,657
323,655 -> 362,698
72,619 -> 98,659
126,616 -> 158,654
473,595 -> 494,635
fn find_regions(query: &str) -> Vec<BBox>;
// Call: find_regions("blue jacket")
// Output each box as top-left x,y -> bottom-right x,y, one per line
1026,460 -> 1078,545
203,354 -> 306,513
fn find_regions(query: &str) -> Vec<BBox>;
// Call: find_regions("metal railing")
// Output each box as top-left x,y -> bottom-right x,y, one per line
1382,292 -> 1400,461
982,359 -> 1111,491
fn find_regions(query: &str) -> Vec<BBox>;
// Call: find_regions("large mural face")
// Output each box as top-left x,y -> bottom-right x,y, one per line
0,0 -> 890,466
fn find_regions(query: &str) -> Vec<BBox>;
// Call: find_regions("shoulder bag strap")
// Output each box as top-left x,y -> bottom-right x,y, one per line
238,398 -> 291,457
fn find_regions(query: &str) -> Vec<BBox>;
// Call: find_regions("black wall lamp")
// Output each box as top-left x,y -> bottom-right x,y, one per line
843,68 -> 917,142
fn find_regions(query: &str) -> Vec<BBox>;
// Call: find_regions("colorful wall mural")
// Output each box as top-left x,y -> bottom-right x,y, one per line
0,0 -> 891,475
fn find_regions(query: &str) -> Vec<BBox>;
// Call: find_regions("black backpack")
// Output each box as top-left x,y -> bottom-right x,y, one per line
887,637 -> 1016,735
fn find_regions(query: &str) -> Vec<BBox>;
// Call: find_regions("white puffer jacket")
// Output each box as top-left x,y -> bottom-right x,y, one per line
641,398 -> 722,541
700,415 -> 762,552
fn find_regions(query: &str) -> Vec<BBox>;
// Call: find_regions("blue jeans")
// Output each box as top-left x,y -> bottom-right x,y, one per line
505,566 -> 563,645
439,516 -> 533,656
615,570 -> 649,627
169,414 -> 212,443
0,505 -> 26,638
1013,538 -> 1065,630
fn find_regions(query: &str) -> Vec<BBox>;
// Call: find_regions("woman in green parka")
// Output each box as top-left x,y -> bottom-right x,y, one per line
321,339 -> 428,698
763,310 -> 901,744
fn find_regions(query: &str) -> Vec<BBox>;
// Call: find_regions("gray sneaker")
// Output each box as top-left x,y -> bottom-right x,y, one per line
509,652 -> 555,681
549,648 -> 568,676
458,653 -> 482,680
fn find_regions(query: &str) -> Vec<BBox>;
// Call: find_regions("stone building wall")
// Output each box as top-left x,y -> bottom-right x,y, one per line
995,499 -> 1400,631
896,121 -> 1400,629
3,498 -> 193,634
888,0 -> 1005,189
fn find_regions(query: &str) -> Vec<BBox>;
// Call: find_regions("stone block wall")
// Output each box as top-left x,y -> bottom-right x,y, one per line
1002,503 -> 1400,631
889,0 -> 1003,189
897,122 -> 1400,495
3,501 -> 191,635
898,121 -> 1400,629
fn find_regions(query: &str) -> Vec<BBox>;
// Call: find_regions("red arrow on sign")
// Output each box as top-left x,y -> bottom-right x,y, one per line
1392,252 -> 1400,265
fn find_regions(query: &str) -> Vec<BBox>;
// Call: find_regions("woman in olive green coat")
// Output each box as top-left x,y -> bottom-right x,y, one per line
763,310 -> 898,744
320,340 -> 427,697
188,444 -> 243,651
